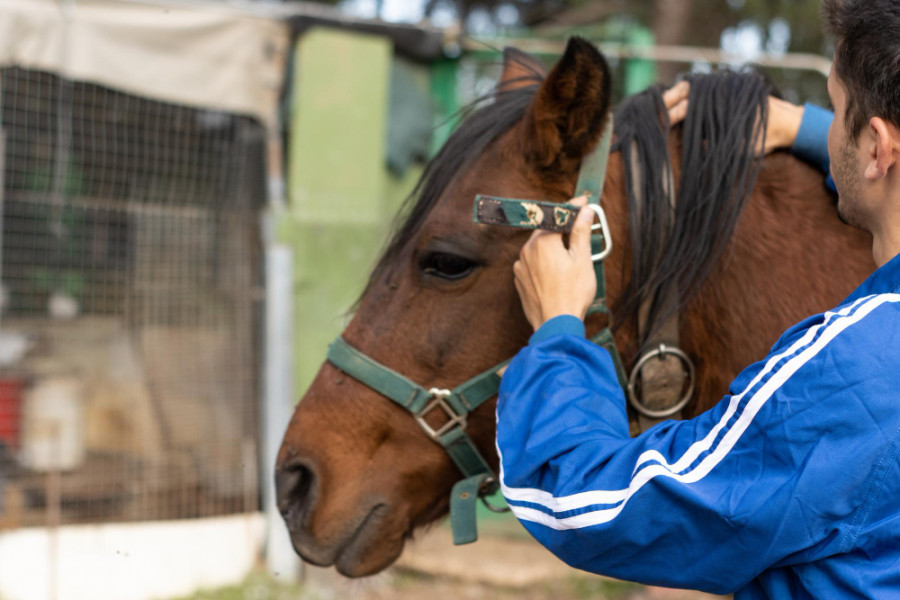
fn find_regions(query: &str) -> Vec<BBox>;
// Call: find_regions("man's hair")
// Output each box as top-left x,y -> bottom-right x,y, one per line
823,0 -> 900,137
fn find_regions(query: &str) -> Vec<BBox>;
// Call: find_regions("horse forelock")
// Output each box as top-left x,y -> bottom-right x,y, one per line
358,82 -> 541,305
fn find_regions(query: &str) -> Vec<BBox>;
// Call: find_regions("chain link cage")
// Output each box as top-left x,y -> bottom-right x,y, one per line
0,66 -> 265,528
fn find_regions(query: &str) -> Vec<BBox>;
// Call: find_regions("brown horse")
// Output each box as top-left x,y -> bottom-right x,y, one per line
276,38 -> 874,577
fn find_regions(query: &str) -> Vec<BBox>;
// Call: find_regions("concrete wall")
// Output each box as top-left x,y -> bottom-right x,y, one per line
0,513 -> 264,600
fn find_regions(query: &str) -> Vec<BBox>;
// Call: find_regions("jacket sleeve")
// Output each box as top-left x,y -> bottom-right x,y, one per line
791,103 -> 836,193
496,302 -> 900,594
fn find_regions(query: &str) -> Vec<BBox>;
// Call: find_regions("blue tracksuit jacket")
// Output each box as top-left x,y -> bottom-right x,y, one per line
497,252 -> 900,598
792,103 -> 836,193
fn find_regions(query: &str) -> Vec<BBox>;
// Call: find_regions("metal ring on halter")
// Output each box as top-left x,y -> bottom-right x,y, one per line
627,344 -> 696,419
586,203 -> 613,262
414,388 -> 467,442
479,477 -> 511,513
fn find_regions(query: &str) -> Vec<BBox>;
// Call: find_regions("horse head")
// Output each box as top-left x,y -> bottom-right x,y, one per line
275,38 -> 628,576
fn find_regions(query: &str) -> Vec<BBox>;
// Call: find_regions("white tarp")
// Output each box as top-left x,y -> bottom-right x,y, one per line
0,0 -> 289,128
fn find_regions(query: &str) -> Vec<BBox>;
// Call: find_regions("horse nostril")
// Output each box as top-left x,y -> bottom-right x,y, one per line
276,459 -> 318,525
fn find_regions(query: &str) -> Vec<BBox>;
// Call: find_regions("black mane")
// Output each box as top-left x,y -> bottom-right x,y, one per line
364,68 -> 771,355
613,71 -> 771,349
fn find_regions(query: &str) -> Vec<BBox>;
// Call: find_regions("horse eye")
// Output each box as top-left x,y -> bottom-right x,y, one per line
421,252 -> 476,280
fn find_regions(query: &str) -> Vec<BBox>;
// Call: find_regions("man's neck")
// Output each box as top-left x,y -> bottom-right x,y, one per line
868,175 -> 900,267
872,239 -> 897,267
872,211 -> 900,267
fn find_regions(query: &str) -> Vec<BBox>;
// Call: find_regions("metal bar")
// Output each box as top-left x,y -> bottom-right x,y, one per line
262,244 -> 300,580
0,130 -> 5,332
46,427 -> 61,600
464,39 -> 832,78
4,191 -> 217,219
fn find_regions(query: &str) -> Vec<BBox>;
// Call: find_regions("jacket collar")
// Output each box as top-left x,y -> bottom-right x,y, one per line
843,251 -> 900,305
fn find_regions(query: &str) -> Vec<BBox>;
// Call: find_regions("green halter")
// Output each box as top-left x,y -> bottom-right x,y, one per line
325,116 -> 624,546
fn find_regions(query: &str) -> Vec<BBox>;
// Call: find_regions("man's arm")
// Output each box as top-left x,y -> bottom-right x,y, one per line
503,201 -> 899,593
791,103 -> 836,192
497,297 -> 900,593
664,84 -> 836,191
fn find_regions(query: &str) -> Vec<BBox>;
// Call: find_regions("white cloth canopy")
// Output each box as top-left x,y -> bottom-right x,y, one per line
0,0 -> 290,128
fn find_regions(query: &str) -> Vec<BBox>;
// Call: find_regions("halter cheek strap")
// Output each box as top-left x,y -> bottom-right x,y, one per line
580,120 -> 629,387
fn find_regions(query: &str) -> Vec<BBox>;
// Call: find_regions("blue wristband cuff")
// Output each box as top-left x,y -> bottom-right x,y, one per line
791,103 -> 833,175
529,314 -> 586,345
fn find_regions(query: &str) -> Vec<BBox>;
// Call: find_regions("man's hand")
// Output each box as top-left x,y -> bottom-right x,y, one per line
762,96 -> 805,154
513,196 -> 597,331
663,81 -> 805,155
663,81 -> 690,125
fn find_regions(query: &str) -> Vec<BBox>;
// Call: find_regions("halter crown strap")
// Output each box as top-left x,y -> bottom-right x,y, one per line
577,118 -> 629,388
577,116 -> 614,203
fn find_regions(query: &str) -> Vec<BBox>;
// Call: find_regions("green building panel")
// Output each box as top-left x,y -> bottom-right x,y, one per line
289,28 -> 392,225
281,27 -> 423,397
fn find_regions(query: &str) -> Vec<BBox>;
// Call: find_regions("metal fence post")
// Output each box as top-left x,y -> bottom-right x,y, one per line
262,242 -> 300,580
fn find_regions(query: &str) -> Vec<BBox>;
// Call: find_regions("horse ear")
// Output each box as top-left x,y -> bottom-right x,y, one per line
522,37 -> 612,170
499,47 -> 545,90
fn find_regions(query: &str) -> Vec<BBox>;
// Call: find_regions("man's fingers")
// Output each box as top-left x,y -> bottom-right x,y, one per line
513,258 -> 525,279
514,256 -> 537,294
513,260 -> 537,316
569,206 -> 595,257
513,261 -> 522,298
761,96 -> 804,155
662,81 -> 689,109
524,230 -> 563,260
513,269 -> 526,298
663,81 -> 690,126
521,228 -> 543,259
569,194 -> 589,208
668,98 -> 688,127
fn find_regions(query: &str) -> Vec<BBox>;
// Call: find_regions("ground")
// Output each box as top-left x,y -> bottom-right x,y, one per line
175,569 -> 723,600
174,525 -> 726,600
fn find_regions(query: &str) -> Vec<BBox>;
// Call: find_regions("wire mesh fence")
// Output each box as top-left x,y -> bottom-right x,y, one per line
0,66 -> 265,528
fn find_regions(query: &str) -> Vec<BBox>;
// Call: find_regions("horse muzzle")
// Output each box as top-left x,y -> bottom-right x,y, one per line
276,455 -> 401,576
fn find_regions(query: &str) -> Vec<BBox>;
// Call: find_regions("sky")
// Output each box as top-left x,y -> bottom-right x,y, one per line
339,0 -> 790,61
340,0 -> 518,32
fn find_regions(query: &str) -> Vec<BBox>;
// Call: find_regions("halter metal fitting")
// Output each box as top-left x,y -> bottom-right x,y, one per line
415,388 -> 468,442
586,203 -> 613,262
478,476 -> 510,513
627,344 -> 696,419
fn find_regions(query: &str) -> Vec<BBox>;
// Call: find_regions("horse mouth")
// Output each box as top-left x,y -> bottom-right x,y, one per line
292,503 -> 400,577
334,503 -> 399,576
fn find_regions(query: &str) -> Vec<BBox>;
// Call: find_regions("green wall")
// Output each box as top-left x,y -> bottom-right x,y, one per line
279,27 -> 421,398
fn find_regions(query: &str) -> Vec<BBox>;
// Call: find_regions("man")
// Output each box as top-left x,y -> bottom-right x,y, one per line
496,1 -> 900,597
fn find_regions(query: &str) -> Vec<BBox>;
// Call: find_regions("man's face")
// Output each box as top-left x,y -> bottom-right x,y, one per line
827,69 -> 869,230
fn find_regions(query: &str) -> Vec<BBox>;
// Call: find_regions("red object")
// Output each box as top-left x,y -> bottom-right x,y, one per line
0,378 -> 23,448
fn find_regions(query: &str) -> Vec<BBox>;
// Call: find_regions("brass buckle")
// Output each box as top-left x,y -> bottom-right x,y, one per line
586,204 -> 613,262
415,388 -> 467,442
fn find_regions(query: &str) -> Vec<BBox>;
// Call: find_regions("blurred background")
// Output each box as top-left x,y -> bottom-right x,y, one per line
0,1 -> 830,599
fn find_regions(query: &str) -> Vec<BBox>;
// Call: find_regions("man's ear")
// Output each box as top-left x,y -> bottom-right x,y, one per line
521,37 -> 612,171
864,117 -> 900,180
